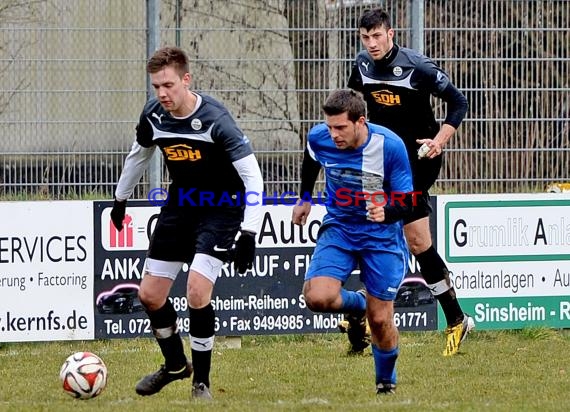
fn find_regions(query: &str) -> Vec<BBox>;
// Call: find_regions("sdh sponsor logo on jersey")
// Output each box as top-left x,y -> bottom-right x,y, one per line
371,90 -> 401,106
164,144 -> 202,161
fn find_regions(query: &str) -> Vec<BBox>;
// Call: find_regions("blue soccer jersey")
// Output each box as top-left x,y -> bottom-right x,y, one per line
304,121 -> 413,299
306,121 -> 413,226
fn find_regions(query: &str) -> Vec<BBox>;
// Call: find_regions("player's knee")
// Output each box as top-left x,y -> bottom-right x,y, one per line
187,285 -> 209,308
138,288 -> 165,311
407,234 -> 432,255
367,311 -> 392,335
187,284 -> 199,305
303,289 -> 336,312
404,219 -> 433,254
187,271 -> 214,307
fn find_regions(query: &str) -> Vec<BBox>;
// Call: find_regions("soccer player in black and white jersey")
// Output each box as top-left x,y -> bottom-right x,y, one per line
110,46 -> 264,399
346,8 -> 474,356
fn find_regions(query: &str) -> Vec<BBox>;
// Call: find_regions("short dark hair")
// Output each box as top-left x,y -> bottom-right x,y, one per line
147,46 -> 190,77
322,89 -> 366,122
358,8 -> 392,31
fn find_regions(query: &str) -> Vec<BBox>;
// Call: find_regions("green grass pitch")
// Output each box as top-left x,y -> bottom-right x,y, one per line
1,329 -> 569,411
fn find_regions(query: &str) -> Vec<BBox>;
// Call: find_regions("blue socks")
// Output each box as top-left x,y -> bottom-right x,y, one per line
372,345 -> 399,385
340,289 -> 366,313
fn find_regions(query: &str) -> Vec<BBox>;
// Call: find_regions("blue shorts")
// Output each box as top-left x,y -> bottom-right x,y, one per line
305,221 -> 409,301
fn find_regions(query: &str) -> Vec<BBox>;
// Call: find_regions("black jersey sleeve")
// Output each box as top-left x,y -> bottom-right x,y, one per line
347,62 -> 364,92
412,56 -> 467,128
135,113 -> 155,148
412,56 -> 451,95
211,113 -> 253,162
438,83 -> 468,129
383,194 -> 414,223
299,146 -> 321,200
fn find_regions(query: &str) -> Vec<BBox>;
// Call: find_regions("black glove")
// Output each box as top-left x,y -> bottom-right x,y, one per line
233,230 -> 256,274
110,199 -> 127,231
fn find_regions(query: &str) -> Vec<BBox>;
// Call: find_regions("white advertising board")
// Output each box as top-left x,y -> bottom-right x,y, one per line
437,194 -> 570,329
2,194 -> 569,342
0,201 -> 94,342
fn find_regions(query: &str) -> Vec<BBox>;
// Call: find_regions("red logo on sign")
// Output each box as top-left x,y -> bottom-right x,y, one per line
110,214 -> 133,247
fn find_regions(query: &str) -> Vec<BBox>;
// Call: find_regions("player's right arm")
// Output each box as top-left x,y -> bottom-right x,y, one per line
114,112 -> 156,201
347,60 -> 364,92
292,143 -> 321,226
114,145 -> 156,201
111,114 -> 156,231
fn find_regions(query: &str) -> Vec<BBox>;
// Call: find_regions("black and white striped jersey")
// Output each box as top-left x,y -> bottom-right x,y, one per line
348,44 -> 451,154
118,93 -> 255,208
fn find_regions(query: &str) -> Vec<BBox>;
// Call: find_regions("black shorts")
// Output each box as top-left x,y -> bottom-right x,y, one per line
404,191 -> 433,224
404,154 -> 442,224
147,206 -> 243,263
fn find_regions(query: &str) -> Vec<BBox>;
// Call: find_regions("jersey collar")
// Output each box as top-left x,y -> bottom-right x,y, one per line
375,44 -> 399,67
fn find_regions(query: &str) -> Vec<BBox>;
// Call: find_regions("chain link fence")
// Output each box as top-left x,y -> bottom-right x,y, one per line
1,0 -> 568,199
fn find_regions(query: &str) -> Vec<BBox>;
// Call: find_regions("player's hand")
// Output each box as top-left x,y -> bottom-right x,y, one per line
366,204 -> 386,222
110,199 -> 127,231
292,199 -> 312,226
233,230 -> 256,274
416,139 -> 443,159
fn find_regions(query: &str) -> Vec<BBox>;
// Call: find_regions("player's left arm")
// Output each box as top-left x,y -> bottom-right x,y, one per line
213,113 -> 264,234
214,113 -> 264,274
415,58 -> 468,158
232,153 -> 264,273
368,137 -> 414,223
429,83 -> 468,149
232,154 -> 264,233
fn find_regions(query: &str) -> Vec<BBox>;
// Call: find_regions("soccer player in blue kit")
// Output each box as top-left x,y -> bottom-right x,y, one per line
110,46 -> 264,399
292,89 -> 414,394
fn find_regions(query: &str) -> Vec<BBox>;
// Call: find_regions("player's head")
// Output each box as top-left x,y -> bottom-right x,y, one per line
147,46 -> 190,77
147,46 -> 192,115
358,8 -> 394,61
322,89 -> 367,150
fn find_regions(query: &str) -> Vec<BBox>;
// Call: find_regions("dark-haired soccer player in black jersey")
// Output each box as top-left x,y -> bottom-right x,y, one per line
110,46 -> 264,398
346,8 -> 474,356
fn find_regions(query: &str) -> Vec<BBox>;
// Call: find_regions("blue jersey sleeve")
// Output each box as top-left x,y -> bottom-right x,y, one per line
385,136 -> 413,193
